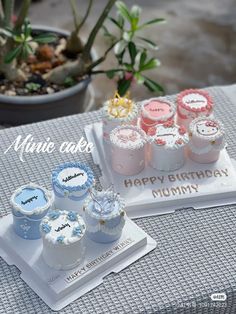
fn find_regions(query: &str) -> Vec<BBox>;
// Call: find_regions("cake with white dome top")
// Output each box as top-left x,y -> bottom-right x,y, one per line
83,186 -> 126,243
40,210 -> 86,270
188,117 -> 225,163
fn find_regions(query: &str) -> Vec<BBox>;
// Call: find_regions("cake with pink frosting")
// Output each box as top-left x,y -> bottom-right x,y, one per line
148,120 -> 189,171
177,89 -> 213,129
188,117 -> 225,163
110,125 -> 147,176
139,98 -> 176,134
103,92 -> 139,142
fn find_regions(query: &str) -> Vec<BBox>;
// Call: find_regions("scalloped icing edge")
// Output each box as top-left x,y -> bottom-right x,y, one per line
52,162 -> 94,192
10,182 -> 53,216
110,125 -> 147,150
139,97 -> 176,122
40,210 -> 86,246
177,89 -> 213,113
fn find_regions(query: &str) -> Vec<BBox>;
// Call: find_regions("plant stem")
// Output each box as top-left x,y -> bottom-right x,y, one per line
86,40 -> 118,72
76,0 -> 93,32
69,0 -> 80,30
14,0 -> 31,30
3,0 -> 14,27
91,69 -> 125,75
82,0 -> 116,62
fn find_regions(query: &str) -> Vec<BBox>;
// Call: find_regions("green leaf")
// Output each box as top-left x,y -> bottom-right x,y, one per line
115,1 -> 132,23
0,28 -> 13,38
123,63 -> 133,71
108,17 -> 123,29
4,45 -> 22,63
33,33 -> 57,44
106,70 -> 117,79
130,5 -> 142,19
128,42 -> 137,65
114,40 -> 126,55
64,77 -> 76,87
143,76 -> 165,93
139,50 -> 147,68
140,18 -> 166,28
140,58 -> 160,71
117,78 -> 132,96
138,36 -> 158,50
134,73 -> 145,84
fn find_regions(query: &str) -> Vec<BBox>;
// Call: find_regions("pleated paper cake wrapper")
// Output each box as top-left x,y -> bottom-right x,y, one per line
0,214 -> 156,311
85,122 -> 236,219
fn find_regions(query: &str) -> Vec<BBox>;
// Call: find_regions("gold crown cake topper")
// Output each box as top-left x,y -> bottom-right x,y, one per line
108,91 -> 133,118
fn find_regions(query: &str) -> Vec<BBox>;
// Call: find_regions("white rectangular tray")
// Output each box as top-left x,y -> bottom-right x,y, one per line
85,122 -> 236,218
0,214 -> 156,311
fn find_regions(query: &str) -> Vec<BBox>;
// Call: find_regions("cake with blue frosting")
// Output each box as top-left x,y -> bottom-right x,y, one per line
83,187 -> 126,243
52,162 -> 94,212
10,183 -> 53,240
40,210 -> 86,270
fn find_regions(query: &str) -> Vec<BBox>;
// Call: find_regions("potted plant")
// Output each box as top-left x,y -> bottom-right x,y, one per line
0,0 -> 165,125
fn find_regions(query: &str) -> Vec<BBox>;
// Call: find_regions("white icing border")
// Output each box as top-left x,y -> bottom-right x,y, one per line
10,183 -> 53,216
103,99 -> 139,123
139,97 -> 176,122
110,125 -> 147,150
189,116 -> 225,141
41,210 -> 86,246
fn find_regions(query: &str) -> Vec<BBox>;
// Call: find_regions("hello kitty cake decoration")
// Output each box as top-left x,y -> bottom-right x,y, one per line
177,89 -> 213,128
139,98 -> 176,133
188,117 -> 225,163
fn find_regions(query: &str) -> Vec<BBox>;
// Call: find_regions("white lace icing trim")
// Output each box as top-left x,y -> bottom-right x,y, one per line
86,216 -> 125,236
188,139 -> 226,155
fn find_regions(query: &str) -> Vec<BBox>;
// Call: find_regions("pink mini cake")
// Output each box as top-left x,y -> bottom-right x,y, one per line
139,98 -> 176,134
188,117 -> 225,164
110,125 -> 147,176
148,120 -> 189,171
177,89 -> 213,129
103,92 -> 139,142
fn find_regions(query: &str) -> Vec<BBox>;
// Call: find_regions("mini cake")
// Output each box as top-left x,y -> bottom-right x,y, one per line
52,162 -> 94,212
10,183 -> 53,240
139,98 -> 176,134
83,187 -> 125,243
148,120 -> 189,171
177,89 -> 213,129
103,91 -> 139,142
40,210 -> 86,270
188,117 -> 225,163
110,125 -> 147,176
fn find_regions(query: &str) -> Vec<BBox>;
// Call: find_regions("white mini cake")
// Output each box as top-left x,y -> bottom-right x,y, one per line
52,162 -> 94,212
188,117 -> 225,163
177,89 -> 213,129
83,187 -> 125,243
40,210 -> 86,270
148,120 -> 189,171
110,125 -> 147,176
103,91 -> 139,142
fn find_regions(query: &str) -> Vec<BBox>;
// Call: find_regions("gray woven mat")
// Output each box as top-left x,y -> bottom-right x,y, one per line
0,87 -> 236,314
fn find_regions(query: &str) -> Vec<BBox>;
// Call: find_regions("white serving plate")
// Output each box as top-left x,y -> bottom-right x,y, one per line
85,122 -> 236,218
0,214 -> 156,311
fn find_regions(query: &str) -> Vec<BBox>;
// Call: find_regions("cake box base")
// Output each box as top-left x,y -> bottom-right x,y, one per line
0,214 -> 156,311
85,122 -> 236,218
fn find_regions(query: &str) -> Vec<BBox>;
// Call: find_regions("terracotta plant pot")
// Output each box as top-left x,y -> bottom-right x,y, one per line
0,26 -> 95,125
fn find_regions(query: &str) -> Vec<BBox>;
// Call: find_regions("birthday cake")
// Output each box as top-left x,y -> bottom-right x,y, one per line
188,117 -> 225,163
177,89 -> 213,129
83,187 -> 126,243
139,98 -> 176,134
103,91 -> 139,142
52,162 -> 94,212
110,125 -> 147,176
40,210 -> 86,270
148,120 -> 189,171
10,183 -> 53,240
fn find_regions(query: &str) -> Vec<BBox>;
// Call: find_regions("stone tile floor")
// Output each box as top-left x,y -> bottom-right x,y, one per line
29,0 -> 236,107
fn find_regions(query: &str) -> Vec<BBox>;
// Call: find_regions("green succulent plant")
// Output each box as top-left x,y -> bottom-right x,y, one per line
0,0 -> 165,96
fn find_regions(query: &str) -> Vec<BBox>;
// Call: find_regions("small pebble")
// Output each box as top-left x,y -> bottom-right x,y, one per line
46,87 -> 55,94
5,90 -> 16,96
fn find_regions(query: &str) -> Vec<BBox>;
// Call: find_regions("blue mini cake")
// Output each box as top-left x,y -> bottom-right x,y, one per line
10,183 -> 53,240
52,162 -> 94,212
83,187 -> 126,243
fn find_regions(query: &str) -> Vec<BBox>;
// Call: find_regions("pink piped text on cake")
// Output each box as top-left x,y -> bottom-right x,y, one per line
144,100 -> 173,118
